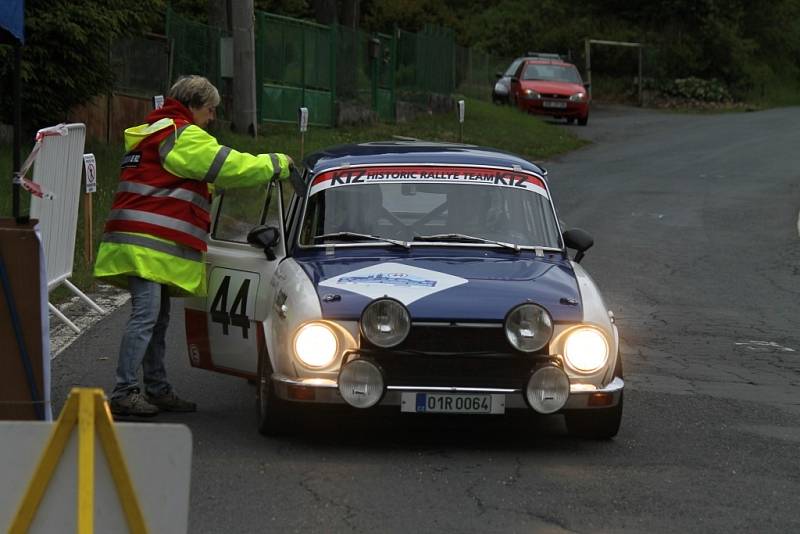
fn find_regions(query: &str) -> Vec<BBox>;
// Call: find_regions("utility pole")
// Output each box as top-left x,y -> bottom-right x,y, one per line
231,0 -> 257,136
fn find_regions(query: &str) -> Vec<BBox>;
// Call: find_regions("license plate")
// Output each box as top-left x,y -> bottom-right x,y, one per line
400,393 -> 505,414
543,100 -> 567,108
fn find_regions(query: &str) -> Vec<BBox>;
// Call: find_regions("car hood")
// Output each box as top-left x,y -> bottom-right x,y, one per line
522,80 -> 585,95
292,250 -> 582,322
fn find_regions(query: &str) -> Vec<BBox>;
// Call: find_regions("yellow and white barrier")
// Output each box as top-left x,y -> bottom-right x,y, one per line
1,388 -> 192,533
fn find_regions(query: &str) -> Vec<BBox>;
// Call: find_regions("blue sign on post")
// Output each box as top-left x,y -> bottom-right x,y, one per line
0,0 -> 24,43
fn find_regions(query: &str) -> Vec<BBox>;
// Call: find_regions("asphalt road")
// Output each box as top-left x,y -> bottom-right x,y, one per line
52,104 -> 800,533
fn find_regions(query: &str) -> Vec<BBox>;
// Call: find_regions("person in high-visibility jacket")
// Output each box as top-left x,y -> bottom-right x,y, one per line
94,75 -> 292,417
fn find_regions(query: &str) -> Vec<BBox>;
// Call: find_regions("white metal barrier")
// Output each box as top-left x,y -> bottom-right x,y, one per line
30,123 -> 104,333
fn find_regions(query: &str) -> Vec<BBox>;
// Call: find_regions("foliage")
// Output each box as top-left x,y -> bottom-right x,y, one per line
659,77 -> 732,103
0,0 -> 164,134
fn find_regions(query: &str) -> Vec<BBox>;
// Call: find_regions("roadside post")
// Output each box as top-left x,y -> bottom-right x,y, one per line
152,94 -> 164,110
82,153 -> 96,271
457,100 -> 465,143
298,106 -> 309,160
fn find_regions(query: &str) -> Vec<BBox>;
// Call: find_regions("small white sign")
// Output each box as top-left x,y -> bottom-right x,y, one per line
457,100 -> 465,123
298,107 -> 309,132
83,153 -> 97,194
153,94 -> 165,110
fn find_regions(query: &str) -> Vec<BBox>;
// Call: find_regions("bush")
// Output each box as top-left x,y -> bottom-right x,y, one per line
658,77 -> 733,103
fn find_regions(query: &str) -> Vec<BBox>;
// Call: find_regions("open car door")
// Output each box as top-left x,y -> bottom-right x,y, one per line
184,180 -> 287,379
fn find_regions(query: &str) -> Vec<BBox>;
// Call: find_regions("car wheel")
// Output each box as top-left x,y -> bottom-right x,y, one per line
565,354 -> 623,439
578,115 -> 589,126
256,345 -> 292,436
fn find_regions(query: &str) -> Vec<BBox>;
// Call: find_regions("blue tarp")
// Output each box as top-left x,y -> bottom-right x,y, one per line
0,0 -> 24,43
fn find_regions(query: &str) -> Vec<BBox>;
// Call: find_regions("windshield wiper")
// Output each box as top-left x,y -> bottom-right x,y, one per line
413,233 -> 520,252
314,231 -> 410,249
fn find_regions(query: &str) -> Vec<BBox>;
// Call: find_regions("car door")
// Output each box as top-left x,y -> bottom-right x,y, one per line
184,180 -> 287,379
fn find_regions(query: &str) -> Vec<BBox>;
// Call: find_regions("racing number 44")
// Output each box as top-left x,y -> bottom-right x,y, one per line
210,275 -> 251,338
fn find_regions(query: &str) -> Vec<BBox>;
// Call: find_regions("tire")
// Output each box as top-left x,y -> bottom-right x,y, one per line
256,345 -> 292,436
565,353 -> 623,439
578,114 -> 589,126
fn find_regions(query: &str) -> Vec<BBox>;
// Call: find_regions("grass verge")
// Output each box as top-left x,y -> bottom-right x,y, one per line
0,97 -> 586,300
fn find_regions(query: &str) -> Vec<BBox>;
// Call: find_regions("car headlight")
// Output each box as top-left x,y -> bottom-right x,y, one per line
505,303 -> 553,352
361,298 -> 411,348
563,327 -> 609,373
569,92 -> 586,102
293,322 -> 338,368
523,88 -> 541,99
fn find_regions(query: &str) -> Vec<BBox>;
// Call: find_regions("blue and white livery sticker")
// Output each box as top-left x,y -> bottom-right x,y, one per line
319,262 -> 468,305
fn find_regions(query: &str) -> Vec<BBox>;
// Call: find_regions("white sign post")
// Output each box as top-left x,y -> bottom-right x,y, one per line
82,153 -> 96,272
457,100 -> 465,143
298,107 -> 309,160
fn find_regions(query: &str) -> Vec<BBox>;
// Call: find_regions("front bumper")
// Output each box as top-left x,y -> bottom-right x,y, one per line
519,99 -> 588,118
272,374 -> 624,412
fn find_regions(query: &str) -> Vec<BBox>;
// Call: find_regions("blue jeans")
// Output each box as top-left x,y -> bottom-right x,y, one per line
112,276 -> 172,400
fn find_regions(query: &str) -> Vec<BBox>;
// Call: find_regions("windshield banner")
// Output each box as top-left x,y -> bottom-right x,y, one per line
309,166 -> 548,198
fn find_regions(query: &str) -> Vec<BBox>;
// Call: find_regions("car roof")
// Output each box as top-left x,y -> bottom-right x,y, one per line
521,58 -> 574,67
304,141 -> 547,177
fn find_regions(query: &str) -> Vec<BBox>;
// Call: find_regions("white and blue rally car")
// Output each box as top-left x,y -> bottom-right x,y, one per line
184,141 -> 624,439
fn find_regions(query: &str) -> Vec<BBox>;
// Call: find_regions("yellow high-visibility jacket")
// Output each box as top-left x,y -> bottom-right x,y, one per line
94,99 -> 290,296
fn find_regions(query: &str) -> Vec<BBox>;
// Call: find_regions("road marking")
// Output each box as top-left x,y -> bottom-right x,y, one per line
797,209 -> 800,237
734,340 -> 795,353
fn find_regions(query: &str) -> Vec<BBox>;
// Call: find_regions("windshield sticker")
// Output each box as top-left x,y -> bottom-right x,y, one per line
319,262 -> 468,305
309,166 -> 548,198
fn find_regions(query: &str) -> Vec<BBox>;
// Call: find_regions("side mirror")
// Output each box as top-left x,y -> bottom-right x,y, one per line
247,225 -> 280,261
583,82 -> 591,91
562,228 -> 593,263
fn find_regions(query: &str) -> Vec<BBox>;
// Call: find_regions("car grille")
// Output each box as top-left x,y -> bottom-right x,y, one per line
359,323 -> 550,389
541,93 -> 569,99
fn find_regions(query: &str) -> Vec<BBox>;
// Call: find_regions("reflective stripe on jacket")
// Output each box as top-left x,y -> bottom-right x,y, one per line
104,118 -> 212,251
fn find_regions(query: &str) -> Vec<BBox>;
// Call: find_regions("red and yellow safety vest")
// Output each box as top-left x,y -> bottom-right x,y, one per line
94,99 -> 290,296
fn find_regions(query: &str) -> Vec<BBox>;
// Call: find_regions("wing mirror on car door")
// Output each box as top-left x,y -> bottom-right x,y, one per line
562,228 -> 594,263
247,225 -> 281,261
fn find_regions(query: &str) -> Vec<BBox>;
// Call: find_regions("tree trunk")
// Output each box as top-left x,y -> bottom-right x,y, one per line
231,0 -> 258,136
311,0 -> 337,25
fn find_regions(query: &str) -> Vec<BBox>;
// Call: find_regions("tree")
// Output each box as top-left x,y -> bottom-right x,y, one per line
0,0 -> 163,134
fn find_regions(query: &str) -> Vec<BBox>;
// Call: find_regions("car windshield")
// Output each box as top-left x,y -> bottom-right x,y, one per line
521,63 -> 582,84
299,166 -> 561,249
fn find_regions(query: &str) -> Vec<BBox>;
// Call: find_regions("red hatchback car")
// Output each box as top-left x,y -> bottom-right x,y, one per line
510,56 -> 590,125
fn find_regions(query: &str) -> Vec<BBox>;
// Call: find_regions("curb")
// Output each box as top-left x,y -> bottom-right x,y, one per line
49,284 -> 130,360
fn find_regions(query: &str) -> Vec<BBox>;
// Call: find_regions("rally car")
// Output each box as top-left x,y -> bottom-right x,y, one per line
184,141 -> 624,439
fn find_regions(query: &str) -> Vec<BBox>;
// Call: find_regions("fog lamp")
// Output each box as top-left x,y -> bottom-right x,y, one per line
525,365 -> 570,414
338,359 -> 384,408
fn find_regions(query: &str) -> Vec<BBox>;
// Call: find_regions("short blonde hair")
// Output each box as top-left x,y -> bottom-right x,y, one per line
167,75 -> 221,109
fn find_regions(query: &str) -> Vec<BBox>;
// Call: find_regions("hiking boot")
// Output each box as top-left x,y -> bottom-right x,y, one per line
146,391 -> 197,412
110,391 -> 159,417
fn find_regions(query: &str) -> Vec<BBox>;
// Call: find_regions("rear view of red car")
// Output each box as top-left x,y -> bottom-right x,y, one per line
510,54 -> 590,125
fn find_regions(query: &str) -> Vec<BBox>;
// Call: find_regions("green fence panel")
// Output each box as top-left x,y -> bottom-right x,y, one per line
166,7 -> 230,118
261,84 -> 303,122
256,12 -> 335,126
